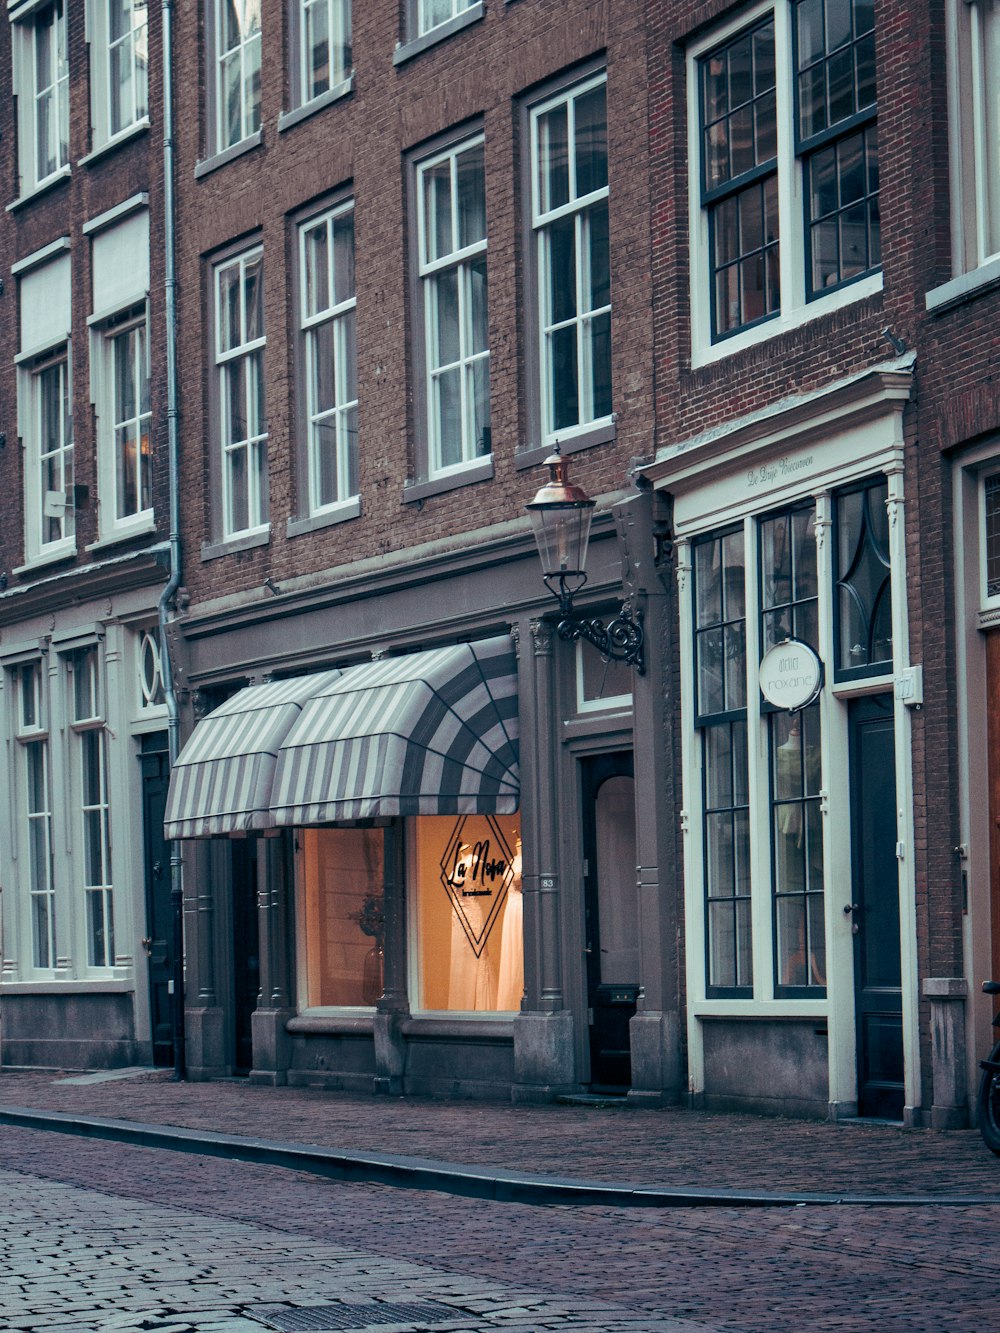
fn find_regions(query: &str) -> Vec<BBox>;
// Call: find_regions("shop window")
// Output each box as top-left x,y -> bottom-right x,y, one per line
693,499 -> 828,999
833,474 -> 892,679
13,661 -> 56,971
412,814 -> 523,1012
68,646 -> 115,969
689,0 -> 880,357
300,827 -> 385,1007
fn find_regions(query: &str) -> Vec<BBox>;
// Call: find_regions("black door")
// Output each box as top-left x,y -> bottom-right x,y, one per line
140,734 -> 173,1067
231,839 -> 260,1074
848,695 -> 904,1119
581,752 -> 638,1091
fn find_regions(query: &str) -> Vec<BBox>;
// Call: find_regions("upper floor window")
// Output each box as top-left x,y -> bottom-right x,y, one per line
690,0 -> 880,355
212,0 -> 261,152
416,0 -> 476,38
90,0 -> 149,147
12,0 -> 69,196
529,72 -> 611,448
949,0 -> 1000,274
214,247 -> 267,538
299,202 -> 357,514
104,312 -> 152,528
416,135 -> 490,476
294,0 -> 351,107
23,347 -> 75,560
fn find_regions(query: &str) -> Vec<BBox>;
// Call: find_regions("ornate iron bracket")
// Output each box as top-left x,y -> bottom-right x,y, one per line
542,573 -> 645,673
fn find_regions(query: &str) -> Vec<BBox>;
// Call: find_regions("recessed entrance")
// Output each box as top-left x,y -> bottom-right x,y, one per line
581,752 -> 638,1091
139,734 -> 173,1067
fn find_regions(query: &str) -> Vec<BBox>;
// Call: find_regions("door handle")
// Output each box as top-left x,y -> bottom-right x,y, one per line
843,903 -> 861,935
141,937 -> 152,954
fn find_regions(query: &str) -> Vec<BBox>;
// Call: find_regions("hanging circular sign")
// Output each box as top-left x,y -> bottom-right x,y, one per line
758,639 -> 823,712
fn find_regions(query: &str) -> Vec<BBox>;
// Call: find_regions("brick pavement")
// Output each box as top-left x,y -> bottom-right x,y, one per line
0,1068 -> 996,1198
0,1122 -> 997,1332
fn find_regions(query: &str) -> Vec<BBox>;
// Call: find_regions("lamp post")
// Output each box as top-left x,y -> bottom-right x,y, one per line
526,448 -> 645,673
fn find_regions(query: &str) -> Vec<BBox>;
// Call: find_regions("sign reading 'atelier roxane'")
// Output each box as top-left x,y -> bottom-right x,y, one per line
759,639 -> 824,712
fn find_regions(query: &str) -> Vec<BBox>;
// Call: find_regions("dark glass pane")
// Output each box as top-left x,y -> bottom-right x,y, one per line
827,46 -> 855,125
695,539 -> 722,625
725,622 -> 748,709
755,90 -> 777,162
839,132 -> 865,204
740,184 -> 763,253
587,200 -> 611,309
761,512 -> 792,608
856,31 -> 877,108
855,0 -> 875,34
708,901 -> 736,988
734,808 -> 751,895
777,896 -> 808,985
698,626 -> 725,715
841,204 -> 869,277
799,62 -> 827,139
794,599 -> 820,652
705,122 -> 729,191
728,34 -> 753,107
538,104 -> 569,213
703,52 -> 728,124
766,244 -> 781,309
432,269 -> 460,367
812,217 -> 840,291
722,529 -> 746,617
588,310 -> 612,421
456,142 -> 486,248
826,0 -> 853,51
715,264 -> 740,336
754,22 -> 776,93
434,366 -> 462,468
869,194 -> 881,266
732,720 -> 750,805
741,254 -> 767,325
333,211 -> 355,301
793,507 -> 818,598
807,891 -> 826,983
547,213 -> 577,324
714,195 -> 740,266
797,0 -> 825,65
735,897 -> 753,986
762,607 -> 789,650
549,325 -> 579,431
574,85 -> 608,197
704,725 -> 734,809
871,581 -> 893,664
705,810 -> 735,897
729,105 -> 755,178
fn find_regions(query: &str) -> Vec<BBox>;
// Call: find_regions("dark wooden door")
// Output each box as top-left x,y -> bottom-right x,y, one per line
986,631 -> 1000,982
140,735 -> 173,1067
581,752 -> 638,1090
848,694 -> 904,1120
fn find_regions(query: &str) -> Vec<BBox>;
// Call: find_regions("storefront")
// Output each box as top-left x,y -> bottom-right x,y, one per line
641,358 -> 928,1120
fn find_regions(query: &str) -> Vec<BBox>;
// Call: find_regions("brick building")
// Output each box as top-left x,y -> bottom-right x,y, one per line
0,0 -> 173,1068
0,0 -> 991,1127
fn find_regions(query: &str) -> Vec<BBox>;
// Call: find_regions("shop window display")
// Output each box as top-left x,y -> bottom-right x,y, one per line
300,826 -> 384,1006
413,814 -> 523,1012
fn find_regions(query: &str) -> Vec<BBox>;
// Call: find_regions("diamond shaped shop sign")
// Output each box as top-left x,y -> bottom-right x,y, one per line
439,815 -> 515,959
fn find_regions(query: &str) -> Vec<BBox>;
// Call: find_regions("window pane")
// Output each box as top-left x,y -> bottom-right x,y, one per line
244,255 -> 264,341
301,827 -> 385,1006
586,200 -> 611,311
423,159 -> 453,263
310,320 -> 336,414
431,268 -> 460,367
304,222 -> 329,317
413,814 -> 522,1012
586,309 -> 612,422
548,324 -> 579,431
305,0 -> 330,99
546,213 -> 577,324
695,539 -> 722,627
332,210 -> 355,301
574,84 -> 608,197
456,142 -> 486,248
433,366 -> 462,469
537,103 -> 569,213
472,355 -> 490,457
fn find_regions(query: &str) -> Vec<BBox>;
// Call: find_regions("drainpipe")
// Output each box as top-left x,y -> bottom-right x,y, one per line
156,0 -> 185,1080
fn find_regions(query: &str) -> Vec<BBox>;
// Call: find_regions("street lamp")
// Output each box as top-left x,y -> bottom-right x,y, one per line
526,447 -> 645,673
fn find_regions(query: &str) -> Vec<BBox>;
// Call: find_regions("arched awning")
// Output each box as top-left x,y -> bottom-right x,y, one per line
270,635 -> 519,823
163,635 -> 519,838
163,670 -> 342,839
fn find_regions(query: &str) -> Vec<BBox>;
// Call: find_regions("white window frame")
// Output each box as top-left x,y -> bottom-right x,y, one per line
415,0 -> 475,39
13,660 -> 57,974
416,134 -> 491,478
92,306 -> 153,541
529,71 -> 613,451
979,469 -> 1000,612
68,647 -> 116,972
20,345 -> 76,564
86,0 -> 150,151
211,0 -> 262,154
12,0 -> 70,198
293,0 -> 351,110
298,201 -> 358,517
213,246 -> 268,541
686,0 -> 883,368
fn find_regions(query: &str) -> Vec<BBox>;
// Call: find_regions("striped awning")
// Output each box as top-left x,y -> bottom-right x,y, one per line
270,635 -> 519,824
163,635 -> 519,838
163,670 -> 342,839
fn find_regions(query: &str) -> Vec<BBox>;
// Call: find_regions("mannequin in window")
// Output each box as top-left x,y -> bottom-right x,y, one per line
448,843 -> 499,1010
496,836 -> 523,1011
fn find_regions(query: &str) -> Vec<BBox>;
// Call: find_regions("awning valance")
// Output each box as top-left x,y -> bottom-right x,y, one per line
164,635 -> 519,838
163,670 -> 342,839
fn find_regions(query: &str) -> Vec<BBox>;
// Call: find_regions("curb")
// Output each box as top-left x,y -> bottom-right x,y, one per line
0,1105 -> 995,1209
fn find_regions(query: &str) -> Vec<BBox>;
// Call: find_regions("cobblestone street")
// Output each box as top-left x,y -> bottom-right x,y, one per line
0,1106 -> 997,1332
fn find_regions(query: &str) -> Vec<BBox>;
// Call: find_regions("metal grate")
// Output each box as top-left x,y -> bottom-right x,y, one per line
247,1300 -> 461,1331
